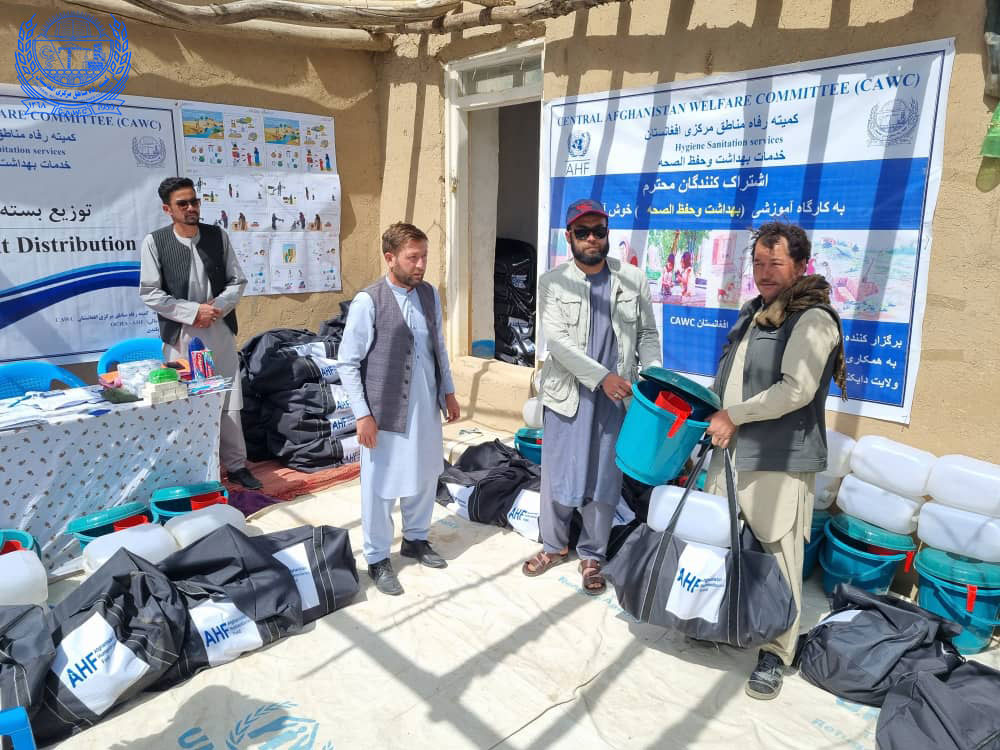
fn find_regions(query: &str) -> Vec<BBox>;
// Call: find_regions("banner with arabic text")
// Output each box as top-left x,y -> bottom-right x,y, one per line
540,40 -> 954,423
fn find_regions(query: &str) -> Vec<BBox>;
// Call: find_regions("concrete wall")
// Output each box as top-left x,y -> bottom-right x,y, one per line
0,1 -> 383,364
379,1 -> 1000,462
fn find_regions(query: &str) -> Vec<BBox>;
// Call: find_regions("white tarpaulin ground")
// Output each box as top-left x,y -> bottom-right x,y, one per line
49,478 -> 998,750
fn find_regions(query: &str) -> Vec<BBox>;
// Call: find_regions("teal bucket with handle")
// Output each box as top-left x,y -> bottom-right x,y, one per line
819,514 -> 913,596
802,510 -> 830,579
615,367 -> 720,486
914,548 -> 1000,655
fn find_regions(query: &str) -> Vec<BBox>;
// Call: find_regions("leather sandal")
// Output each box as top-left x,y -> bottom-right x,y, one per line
579,559 -> 607,596
522,549 -> 568,577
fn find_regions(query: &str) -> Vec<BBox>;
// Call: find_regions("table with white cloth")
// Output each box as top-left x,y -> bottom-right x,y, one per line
0,389 -> 226,569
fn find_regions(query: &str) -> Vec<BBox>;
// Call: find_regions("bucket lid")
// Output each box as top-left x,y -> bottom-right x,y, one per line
639,367 -> 721,412
811,510 -> 831,530
830,514 -> 916,551
915,548 -> 1000,588
151,481 -> 226,503
515,427 -> 543,441
67,501 -> 149,534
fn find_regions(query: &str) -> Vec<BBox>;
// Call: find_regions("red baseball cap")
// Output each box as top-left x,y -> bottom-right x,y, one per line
565,198 -> 608,228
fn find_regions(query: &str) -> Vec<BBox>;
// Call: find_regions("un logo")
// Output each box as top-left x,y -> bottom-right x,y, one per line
867,98 -> 920,147
15,13 -> 130,115
567,130 -> 591,158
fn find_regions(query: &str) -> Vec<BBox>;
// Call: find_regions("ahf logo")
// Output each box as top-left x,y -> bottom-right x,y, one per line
867,98 -> 920,146
15,13 -> 130,116
177,701 -> 334,750
567,130 -> 591,158
676,567 -> 702,593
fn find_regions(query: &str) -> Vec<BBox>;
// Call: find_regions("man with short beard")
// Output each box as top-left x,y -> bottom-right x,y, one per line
522,199 -> 661,594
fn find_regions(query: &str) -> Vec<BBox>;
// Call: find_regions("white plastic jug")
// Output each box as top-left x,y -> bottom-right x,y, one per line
83,523 -> 179,574
850,435 -> 935,498
826,430 -> 857,477
925,455 -> 1000,517
647,485 -> 732,548
814,472 -> 841,510
522,397 -> 543,429
835,474 -> 924,534
0,550 -> 48,606
918,502 -> 1000,563
165,503 -> 247,548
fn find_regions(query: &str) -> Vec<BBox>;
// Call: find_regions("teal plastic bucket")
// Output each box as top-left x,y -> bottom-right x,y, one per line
66,501 -> 152,549
0,530 -> 40,559
802,511 -> 830,579
914,549 -> 1000,655
150,481 -> 230,523
819,518 -> 907,596
615,368 -> 719,486
514,428 -> 542,465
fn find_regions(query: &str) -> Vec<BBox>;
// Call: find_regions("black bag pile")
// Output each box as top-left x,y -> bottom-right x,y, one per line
0,524 -> 358,745
240,322 -> 360,472
796,583 -> 1000,750
494,238 -> 536,367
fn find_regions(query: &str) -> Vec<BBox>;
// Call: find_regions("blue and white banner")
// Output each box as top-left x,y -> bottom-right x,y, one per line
0,86 -> 176,363
540,40 -> 954,424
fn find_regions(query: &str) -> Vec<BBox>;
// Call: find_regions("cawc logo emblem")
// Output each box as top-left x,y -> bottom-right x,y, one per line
567,129 -> 591,158
866,98 -> 920,146
15,13 -> 130,115
176,701 -> 334,750
132,135 -> 166,167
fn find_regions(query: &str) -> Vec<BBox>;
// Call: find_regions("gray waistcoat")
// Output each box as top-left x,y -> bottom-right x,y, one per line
360,279 -> 447,434
150,223 -> 237,345
714,298 -> 841,473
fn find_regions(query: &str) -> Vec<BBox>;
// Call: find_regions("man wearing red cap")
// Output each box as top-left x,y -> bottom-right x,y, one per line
522,198 -> 661,593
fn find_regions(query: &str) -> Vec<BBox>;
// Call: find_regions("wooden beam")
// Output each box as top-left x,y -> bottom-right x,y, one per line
463,0 -> 516,7
376,0 -> 624,34
120,0 -> 460,26
60,0 -> 393,49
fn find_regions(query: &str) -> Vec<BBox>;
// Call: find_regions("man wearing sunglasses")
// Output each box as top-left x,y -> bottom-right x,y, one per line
522,198 -> 661,595
139,177 -> 262,490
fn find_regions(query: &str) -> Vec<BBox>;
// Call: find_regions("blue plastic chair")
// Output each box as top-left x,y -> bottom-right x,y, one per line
0,362 -> 86,399
97,337 -> 163,375
0,706 -> 37,749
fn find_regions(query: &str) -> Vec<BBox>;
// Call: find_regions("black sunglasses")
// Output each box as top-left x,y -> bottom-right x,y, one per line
571,225 -> 608,240
174,198 -> 201,208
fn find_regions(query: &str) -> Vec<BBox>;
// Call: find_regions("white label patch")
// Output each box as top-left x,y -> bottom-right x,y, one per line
447,483 -> 473,519
52,611 -> 151,715
273,542 -> 321,611
189,599 -> 263,667
507,489 -> 541,542
818,609 -> 864,626
665,542 -> 729,624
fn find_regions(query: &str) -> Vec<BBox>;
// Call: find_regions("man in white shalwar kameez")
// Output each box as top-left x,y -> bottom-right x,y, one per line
337,222 -> 460,596
139,177 -> 262,489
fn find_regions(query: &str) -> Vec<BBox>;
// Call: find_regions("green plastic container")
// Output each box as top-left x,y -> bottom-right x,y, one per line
150,481 -> 229,522
915,548 -> 1000,655
66,501 -> 151,548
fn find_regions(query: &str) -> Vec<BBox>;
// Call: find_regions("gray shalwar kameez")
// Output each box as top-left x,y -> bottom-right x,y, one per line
540,265 -> 625,562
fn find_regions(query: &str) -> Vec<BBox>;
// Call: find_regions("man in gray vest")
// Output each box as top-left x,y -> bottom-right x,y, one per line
705,222 -> 847,700
336,222 -> 461,596
139,177 -> 262,490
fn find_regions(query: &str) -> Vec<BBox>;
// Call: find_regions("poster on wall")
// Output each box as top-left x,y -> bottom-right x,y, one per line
0,87 -> 176,363
540,39 -> 954,424
176,102 -> 342,296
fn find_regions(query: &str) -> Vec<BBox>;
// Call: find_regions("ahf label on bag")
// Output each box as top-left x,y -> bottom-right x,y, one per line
52,611 -> 151,715
272,542 -> 321,611
190,599 -> 264,667
665,542 -> 728,624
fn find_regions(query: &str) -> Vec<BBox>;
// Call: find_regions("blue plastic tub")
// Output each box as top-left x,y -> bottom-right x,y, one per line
0,530 -> 40,559
66,502 -> 152,549
915,549 -> 1000,655
150,481 -> 229,522
615,368 -> 719,486
819,518 -> 908,596
515,427 -> 542,464
802,511 -> 830,579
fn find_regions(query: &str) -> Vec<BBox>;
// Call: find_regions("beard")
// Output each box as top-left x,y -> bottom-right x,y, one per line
570,235 -> 610,266
391,267 -> 423,288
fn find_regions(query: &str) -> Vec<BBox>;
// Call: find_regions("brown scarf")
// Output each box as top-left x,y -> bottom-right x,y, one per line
753,274 -> 848,400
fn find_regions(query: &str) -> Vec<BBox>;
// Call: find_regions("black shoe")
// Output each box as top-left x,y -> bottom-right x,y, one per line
367,558 -> 404,596
227,467 -> 262,490
400,538 -> 448,569
746,651 -> 784,700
